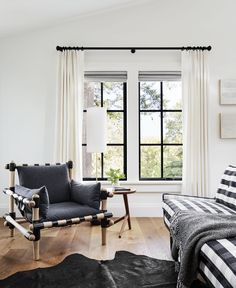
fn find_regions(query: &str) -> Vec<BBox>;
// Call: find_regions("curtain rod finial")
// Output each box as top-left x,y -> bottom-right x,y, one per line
56,46 -> 62,51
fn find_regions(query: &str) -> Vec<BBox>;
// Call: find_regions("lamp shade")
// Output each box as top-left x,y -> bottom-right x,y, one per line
86,107 -> 107,153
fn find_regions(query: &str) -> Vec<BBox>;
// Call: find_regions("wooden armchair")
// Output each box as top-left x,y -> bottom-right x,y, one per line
3,161 -> 114,260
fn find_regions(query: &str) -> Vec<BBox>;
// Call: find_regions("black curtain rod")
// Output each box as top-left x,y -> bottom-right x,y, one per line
56,45 -> 211,53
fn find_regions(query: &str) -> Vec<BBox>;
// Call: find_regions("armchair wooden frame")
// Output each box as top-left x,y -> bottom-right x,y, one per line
3,161 -> 114,261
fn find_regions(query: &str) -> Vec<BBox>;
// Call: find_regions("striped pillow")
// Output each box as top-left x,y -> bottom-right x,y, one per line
216,165 -> 236,210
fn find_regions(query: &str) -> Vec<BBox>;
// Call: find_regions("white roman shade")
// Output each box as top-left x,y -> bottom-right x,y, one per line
84,71 -> 127,82
138,71 -> 181,81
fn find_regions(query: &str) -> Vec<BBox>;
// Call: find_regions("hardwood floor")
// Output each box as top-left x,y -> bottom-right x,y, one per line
0,217 -> 171,279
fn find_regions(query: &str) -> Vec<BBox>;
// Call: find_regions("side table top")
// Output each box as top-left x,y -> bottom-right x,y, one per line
113,188 -> 136,195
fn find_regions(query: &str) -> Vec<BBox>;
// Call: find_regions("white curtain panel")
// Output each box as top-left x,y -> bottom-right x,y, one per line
55,50 -> 84,180
182,50 -> 209,197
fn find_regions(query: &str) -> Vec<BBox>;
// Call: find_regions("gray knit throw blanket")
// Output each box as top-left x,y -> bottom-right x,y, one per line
170,210 -> 236,288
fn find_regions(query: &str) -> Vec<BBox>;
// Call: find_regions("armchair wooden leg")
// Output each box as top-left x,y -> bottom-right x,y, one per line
32,194 -> 40,260
102,228 -> 107,245
33,240 -> 40,260
101,217 -> 110,246
10,229 -> 14,237
9,162 -> 16,237
9,198 -> 15,237
9,211 -> 15,237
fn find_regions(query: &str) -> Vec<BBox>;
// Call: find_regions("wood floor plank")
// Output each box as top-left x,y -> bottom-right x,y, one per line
0,217 -> 171,279
136,217 -> 171,260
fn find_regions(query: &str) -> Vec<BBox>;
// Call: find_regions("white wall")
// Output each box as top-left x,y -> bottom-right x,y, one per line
0,0 -> 236,216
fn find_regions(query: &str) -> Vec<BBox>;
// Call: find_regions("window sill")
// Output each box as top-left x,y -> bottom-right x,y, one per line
83,180 -> 182,185
82,180 -> 182,193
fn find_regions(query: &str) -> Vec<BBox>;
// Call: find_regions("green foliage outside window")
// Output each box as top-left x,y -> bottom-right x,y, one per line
83,79 -> 182,180
140,81 -> 182,179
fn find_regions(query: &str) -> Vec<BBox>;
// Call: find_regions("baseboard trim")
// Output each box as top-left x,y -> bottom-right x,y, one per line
0,205 -> 22,217
0,205 -> 8,215
108,202 -> 163,217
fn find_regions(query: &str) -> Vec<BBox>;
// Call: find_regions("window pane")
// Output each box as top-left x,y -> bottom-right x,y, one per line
140,112 -> 160,144
103,82 -> 123,110
82,146 -> 101,178
104,146 -> 124,177
107,112 -> 123,144
84,82 -> 101,108
163,112 -> 182,144
163,146 -> 182,178
163,81 -> 182,110
140,81 -> 161,110
140,146 -> 161,178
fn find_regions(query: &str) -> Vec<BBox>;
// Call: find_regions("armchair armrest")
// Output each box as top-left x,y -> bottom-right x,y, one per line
100,188 -> 113,212
101,188 -> 114,200
3,188 -> 36,208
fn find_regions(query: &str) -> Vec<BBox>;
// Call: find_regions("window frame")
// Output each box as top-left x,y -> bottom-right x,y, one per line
138,81 -> 183,181
82,81 -> 127,181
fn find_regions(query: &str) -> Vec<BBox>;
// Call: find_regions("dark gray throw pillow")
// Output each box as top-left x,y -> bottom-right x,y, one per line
15,184 -> 49,219
17,164 -> 71,204
71,180 -> 101,210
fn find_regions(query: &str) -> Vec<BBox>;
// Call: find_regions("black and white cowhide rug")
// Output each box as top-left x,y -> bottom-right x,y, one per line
0,251 -> 208,288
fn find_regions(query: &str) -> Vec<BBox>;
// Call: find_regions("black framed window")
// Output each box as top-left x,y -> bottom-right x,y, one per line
83,72 -> 127,181
139,72 -> 182,180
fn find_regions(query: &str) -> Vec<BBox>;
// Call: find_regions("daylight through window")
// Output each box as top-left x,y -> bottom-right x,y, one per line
139,72 -> 182,180
83,72 -> 127,180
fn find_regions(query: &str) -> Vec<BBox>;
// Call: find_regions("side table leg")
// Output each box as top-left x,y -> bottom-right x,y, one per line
119,216 -> 128,238
123,194 -> 131,230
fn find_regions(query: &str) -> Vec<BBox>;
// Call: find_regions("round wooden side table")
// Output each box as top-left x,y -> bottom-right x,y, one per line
113,188 -> 136,238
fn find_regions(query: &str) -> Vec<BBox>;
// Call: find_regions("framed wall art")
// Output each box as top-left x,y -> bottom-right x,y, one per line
220,113 -> 236,138
220,79 -> 236,104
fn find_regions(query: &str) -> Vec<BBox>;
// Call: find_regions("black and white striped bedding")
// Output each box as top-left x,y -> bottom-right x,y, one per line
163,195 -> 236,288
216,165 -> 236,211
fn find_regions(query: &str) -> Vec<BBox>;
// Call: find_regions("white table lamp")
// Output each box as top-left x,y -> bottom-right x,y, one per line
86,107 -> 107,181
